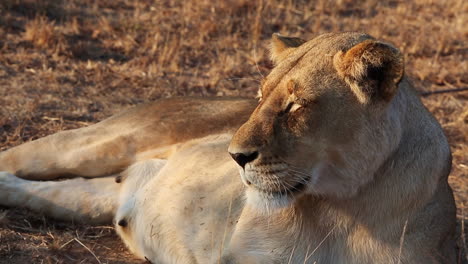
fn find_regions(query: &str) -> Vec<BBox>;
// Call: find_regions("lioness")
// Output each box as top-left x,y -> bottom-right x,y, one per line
0,32 -> 457,263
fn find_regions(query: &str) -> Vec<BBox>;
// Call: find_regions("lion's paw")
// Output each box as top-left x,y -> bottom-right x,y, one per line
0,171 -> 15,180
0,171 -> 21,190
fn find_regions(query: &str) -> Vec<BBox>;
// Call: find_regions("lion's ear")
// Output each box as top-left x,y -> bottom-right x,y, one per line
270,33 -> 306,65
333,39 -> 404,104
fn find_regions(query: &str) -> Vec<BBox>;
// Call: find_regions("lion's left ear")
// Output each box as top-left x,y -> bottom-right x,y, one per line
270,33 -> 306,65
333,39 -> 404,104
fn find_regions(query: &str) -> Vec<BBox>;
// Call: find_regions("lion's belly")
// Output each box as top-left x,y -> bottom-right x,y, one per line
117,134 -> 405,264
127,134 -> 246,263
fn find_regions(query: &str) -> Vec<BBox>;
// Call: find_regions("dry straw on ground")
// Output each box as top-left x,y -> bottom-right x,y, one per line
0,0 -> 466,263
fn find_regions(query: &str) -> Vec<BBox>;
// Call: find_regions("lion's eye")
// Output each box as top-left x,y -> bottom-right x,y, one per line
284,102 -> 294,113
290,103 -> 302,112
281,102 -> 302,116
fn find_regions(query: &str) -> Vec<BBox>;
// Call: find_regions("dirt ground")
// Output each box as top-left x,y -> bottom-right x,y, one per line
0,0 -> 466,263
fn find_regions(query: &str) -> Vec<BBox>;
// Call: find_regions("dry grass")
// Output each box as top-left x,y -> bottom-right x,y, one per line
0,0 -> 466,263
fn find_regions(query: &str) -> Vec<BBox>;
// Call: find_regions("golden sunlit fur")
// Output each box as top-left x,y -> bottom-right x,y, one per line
0,32 -> 457,263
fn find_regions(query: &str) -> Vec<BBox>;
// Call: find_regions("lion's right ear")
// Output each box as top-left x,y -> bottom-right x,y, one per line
270,33 -> 306,65
333,39 -> 404,104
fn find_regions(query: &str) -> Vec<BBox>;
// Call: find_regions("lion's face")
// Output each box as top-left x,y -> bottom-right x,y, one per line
229,32 -> 404,210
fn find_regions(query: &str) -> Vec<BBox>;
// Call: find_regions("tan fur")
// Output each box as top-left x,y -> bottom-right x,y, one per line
270,33 -> 307,65
0,32 -> 457,263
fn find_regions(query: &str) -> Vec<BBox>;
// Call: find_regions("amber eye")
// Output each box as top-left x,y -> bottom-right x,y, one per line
284,102 -> 294,113
279,102 -> 295,116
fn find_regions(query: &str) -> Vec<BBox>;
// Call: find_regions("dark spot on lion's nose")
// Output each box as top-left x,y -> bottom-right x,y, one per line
118,219 -> 128,227
229,151 -> 258,168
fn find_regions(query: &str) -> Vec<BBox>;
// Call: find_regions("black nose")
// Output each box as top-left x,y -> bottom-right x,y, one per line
229,151 -> 258,168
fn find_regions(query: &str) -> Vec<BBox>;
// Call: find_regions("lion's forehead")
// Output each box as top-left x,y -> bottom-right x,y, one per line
263,32 -> 372,97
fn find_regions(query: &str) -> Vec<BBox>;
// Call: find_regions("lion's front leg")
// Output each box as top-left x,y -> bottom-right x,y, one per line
0,171 -> 119,224
0,98 -> 255,181
0,126 -> 138,180
0,102 -> 175,180
0,107 -> 172,180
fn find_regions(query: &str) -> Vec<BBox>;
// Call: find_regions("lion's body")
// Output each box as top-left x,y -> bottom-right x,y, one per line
0,32 -> 457,263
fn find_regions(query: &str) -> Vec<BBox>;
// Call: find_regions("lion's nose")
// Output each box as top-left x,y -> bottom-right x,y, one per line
229,151 -> 258,168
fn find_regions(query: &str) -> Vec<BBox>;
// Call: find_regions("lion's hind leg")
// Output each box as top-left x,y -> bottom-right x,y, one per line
0,171 -> 119,224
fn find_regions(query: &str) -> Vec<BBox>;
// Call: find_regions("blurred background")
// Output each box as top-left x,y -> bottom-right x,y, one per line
0,0 -> 466,263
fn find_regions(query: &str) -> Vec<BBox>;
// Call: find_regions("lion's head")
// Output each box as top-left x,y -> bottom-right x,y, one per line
229,32 -> 405,210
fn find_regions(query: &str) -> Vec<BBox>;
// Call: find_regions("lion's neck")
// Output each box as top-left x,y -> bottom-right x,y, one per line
288,81 -> 451,253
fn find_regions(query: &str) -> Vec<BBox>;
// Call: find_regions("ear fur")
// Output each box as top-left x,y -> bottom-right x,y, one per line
333,39 -> 404,104
270,33 -> 306,65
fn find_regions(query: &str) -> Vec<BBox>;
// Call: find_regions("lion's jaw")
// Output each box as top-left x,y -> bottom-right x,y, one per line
237,156 -> 312,212
229,32 -> 406,211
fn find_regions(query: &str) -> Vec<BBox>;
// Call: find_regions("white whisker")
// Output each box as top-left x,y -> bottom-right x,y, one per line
304,225 -> 337,263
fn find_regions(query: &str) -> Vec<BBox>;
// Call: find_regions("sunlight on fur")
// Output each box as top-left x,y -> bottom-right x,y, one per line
0,32 -> 458,263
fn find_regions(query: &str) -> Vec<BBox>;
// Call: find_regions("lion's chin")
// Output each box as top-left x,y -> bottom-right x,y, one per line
245,188 -> 295,214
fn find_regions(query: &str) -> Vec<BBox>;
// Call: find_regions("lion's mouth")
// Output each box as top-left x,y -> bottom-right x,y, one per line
254,176 -> 310,197
243,171 -> 311,210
